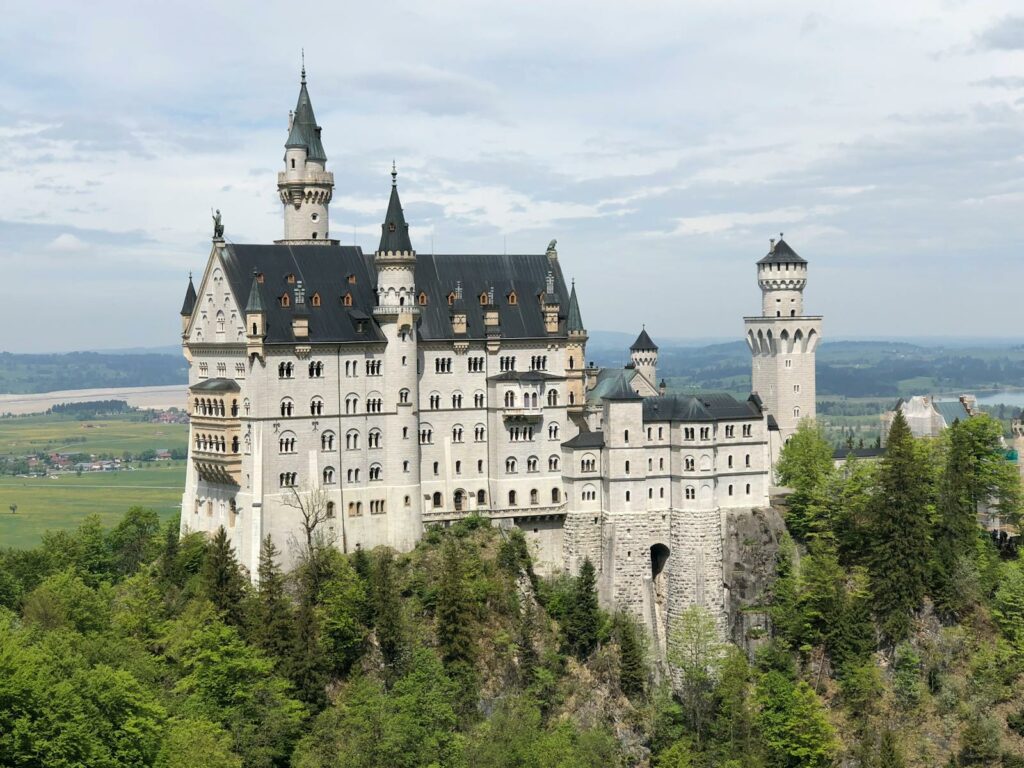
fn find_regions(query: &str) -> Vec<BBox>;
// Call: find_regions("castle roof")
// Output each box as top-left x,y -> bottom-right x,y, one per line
488,370 -> 565,383
566,281 -> 585,333
180,275 -> 197,316
630,328 -> 657,351
189,377 -> 241,393
378,171 -> 413,253
604,372 -> 643,401
642,392 -> 763,422
245,272 -> 265,313
757,237 -> 806,265
217,243 -> 571,345
562,428 -> 604,449
285,68 -> 327,162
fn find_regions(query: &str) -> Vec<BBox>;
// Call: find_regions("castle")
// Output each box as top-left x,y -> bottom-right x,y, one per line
179,68 -> 820,645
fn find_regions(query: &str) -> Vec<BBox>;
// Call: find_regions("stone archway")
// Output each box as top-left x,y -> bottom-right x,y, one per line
650,544 -> 670,655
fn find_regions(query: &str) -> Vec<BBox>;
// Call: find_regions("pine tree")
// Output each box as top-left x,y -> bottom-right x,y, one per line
251,535 -> 294,666
286,597 -> 328,711
563,558 -> 600,660
158,520 -> 181,586
436,538 -> 477,714
371,548 -> 407,683
868,410 -> 932,644
614,611 -> 646,698
877,728 -> 906,768
200,526 -> 247,626
775,421 -> 836,540
932,419 -> 976,619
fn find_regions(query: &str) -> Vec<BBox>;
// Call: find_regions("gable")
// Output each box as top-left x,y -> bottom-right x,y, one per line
186,247 -> 247,345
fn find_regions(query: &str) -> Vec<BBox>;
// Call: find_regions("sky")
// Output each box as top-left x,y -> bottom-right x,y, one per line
0,1 -> 1022,353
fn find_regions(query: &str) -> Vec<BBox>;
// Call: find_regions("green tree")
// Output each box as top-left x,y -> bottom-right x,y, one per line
371,548 -> 408,683
868,410 -> 933,644
755,671 -> 839,768
775,420 -> 836,540
159,519 -> 182,586
21,568 -> 111,633
876,728 -> 905,768
317,552 -> 368,678
156,718 -> 243,768
614,611 -> 647,698
563,558 -> 600,660
668,604 -> 724,747
932,419 -> 979,619
436,537 -> 478,715
200,526 -> 248,626
250,535 -> 294,666
992,560 -> 1024,651
108,505 -> 161,577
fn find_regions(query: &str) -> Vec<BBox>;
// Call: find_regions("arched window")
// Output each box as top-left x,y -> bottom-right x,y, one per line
684,455 -> 695,471
552,488 -> 561,503
547,390 -> 558,406
346,430 -> 360,450
326,501 -> 335,518
280,398 -> 294,417
369,463 -> 382,481
399,388 -> 410,404
530,488 -> 539,505
477,489 -> 486,504
745,454 -> 751,467
527,456 -> 538,472
310,397 -> 324,416
323,467 -> 336,484
506,457 -> 517,474
625,460 -> 630,474
685,485 -> 696,500
504,390 -> 515,407
508,490 -> 517,506
321,431 -> 336,450
452,425 -> 464,443
432,492 -> 442,508
548,423 -> 559,440
548,455 -> 560,471
418,291 -> 428,306
368,429 -> 381,449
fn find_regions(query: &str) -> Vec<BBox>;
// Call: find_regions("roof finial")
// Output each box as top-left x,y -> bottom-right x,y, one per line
188,271 -> 192,280
301,49 -> 306,84
779,231 -> 784,240
391,159 -> 397,187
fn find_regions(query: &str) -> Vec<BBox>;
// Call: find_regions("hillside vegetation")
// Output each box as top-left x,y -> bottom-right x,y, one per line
0,411 -> 1022,766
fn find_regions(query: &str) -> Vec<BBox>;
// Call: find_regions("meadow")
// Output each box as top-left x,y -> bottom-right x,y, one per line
0,413 -> 189,548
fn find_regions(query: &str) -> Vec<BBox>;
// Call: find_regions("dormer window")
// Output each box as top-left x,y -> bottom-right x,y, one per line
347,274 -> 356,285
286,273 -> 296,284
388,222 -> 397,232
255,272 -> 264,284
280,293 -> 291,308
479,292 -> 488,306
342,292 -> 353,307
418,292 -> 428,306
447,292 -> 456,306
311,292 -> 321,307
356,320 -> 367,333
507,291 -> 518,305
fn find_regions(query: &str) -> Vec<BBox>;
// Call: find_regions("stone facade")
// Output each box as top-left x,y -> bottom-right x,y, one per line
178,70 -> 819,646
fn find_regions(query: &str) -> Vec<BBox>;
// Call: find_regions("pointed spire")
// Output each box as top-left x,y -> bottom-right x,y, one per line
245,270 -> 265,313
378,165 -> 413,253
630,327 -> 657,351
285,60 -> 326,162
180,273 -> 197,316
567,279 -> 585,333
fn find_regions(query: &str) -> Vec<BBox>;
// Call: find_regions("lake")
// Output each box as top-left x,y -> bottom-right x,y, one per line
971,390 -> 1024,409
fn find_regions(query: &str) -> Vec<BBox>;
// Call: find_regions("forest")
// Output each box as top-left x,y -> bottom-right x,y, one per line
0,411 -> 1023,767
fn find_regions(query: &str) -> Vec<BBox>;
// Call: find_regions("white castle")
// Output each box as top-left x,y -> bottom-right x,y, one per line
179,68 -> 820,644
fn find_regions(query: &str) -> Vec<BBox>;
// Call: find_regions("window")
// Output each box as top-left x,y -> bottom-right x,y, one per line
452,425 -> 464,442
625,460 -> 630,474
345,395 -> 359,414
794,384 -> 800,393
405,495 -> 411,507
684,427 -> 695,441
418,292 -> 428,305
785,359 -> 793,368
625,491 -> 631,502
685,485 -> 695,500
474,425 -> 486,441
477,459 -> 483,472
552,488 -> 561,503
474,392 -> 485,408
548,455 -> 560,471
477,489 -> 487,504
370,500 -> 386,515
278,432 -> 296,453
326,501 -> 335,518
279,472 -> 297,488
745,453 -> 751,467
455,460 -> 462,475
399,388 -> 410,404
506,457 -> 517,474
530,488 -> 539,505
548,423 -> 559,440
366,397 -> 383,413
280,398 -> 294,417
451,393 -> 463,408
311,292 -> 321,307
429,393 -> 441,410
366,360 -> 382,376
368,430 -> 381,449
321,431 -> 335,451
728,484 -> 734,496
547,390 -> 558,407
468,356 -> 485,372
323,467 -> 336,484
743,424 -> 752,437
507,290 -> 518,305
419,427 -> 433,445
278,362 -> 294,378
280,293 -> 291,307
700,427 -> 710,440
581,455 -> 596,472
433,462 -> 439,475
794,407 -> 801,418
310,397 -> 324,416
346,430 -> 359,450
308,361 -> 324,378
403,460 -> 410,472
659,458 -> 664,470
508,490 -> 518,506
527,456 -> 538,472
346,468 -> 360,483
582,485 -> 597,501
647,427 -> 652,440
648,458 -> 653,471
746,483 -> 751,495
432,492 -> 442,508
725,425 -> 735,438
348,501 -> 362,517
369,464 -> 382,481
728,455 -> 733,468
658,427 -> 663,439
504,390 -> 515,407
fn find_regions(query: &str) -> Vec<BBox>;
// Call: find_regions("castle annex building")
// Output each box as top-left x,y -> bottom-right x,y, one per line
179,69 -> 820,644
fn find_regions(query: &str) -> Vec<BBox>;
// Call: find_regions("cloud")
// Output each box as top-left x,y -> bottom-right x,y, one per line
46,233 -> 87,251
977,16 -> 1024,50
663,206 -> 844,238
972,76 -> 1024,89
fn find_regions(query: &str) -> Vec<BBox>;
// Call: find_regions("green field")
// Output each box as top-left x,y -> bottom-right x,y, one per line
0,412 -> 188,457
0,464 -> 186,548
0,413 -> 190,549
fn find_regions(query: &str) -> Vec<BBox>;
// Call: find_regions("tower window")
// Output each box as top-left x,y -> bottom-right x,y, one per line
311,212 -> 319,222
418,292 -> 428,306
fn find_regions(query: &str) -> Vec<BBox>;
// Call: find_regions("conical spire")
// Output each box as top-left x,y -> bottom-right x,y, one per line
631,327 -> 657,351
285,65 -> 326,162
245,271 -> 265,313
378,164 -> 413,253
180,273 -> 197,316
567,279 -> 584,333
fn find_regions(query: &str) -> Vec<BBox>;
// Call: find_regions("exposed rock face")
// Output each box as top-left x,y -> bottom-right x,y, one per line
723,506 -> 788,653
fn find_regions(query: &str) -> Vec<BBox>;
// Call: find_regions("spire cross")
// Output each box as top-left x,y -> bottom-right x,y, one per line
391,160 -> 397,186
301,49 -> 306,83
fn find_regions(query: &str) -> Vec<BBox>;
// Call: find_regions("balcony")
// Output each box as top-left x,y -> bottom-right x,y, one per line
193,449 -> 242,486
502,405 -> 543,422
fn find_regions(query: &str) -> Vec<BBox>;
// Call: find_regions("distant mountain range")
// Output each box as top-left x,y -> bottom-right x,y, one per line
1,337 -> 1022,399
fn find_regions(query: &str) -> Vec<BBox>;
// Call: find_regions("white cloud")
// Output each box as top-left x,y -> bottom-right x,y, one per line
46,233 -> 87,251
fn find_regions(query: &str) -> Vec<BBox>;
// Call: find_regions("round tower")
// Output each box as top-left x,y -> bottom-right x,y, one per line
630,328 -> 658,389
277,65 -> 335,244
744,235 -> 822,452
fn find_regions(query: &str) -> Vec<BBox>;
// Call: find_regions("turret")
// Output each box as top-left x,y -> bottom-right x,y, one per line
757,236 -> 808,317
277,64 -> 334,244
180,273 -> 197,335
565,280 -> 587,412
629,328 -> 658,389
373,164 -> 418,333
245,271 -> 266,361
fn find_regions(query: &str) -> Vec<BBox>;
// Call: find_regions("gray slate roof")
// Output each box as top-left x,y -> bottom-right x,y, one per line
190,377 -> 241,393
566,282 -> 585,333
604,372 -> 643,401
562,428 -> 605,449
631,328 -> 657,351
642,392 -> 763,422
180,276 -> 197,316
285,70 -> 327,162
934,400 -> 971,426
488,371 -> 565,383
757,237 -> 806,265
217,243 -> 569,345
378,176 -> 413,253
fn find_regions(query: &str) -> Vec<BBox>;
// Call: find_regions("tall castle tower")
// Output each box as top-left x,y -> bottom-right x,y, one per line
744,236 -> 821,447
629,328 -> 658,390
372,165 -> 423,550
277,65 -> 335,243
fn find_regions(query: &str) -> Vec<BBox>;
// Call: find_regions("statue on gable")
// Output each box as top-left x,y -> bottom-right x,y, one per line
212,209 -> 224,239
